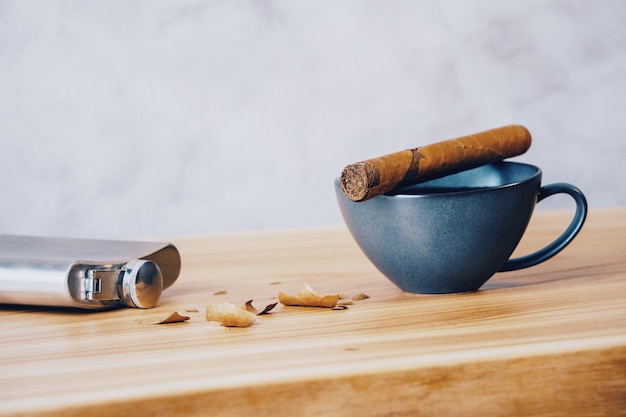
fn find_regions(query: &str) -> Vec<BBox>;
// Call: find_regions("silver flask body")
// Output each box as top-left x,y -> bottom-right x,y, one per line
0,235 -> 181,309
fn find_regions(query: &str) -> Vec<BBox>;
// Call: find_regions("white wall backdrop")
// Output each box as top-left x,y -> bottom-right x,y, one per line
1,0 -> 625,239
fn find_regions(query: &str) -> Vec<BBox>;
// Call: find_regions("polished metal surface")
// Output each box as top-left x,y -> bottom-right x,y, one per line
121,259 -> 163,309
0,235 -> 181,309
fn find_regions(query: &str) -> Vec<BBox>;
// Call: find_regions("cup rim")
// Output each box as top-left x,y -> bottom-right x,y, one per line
336,161 -> 542,199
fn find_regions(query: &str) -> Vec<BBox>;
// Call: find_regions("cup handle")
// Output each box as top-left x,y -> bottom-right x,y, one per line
499,183 -> 588,272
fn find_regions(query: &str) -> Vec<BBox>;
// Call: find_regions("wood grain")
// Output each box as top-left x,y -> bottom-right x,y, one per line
1,209 -> 625,416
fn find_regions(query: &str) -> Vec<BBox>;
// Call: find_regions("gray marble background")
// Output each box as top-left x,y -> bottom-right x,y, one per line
1,0 -> 625,239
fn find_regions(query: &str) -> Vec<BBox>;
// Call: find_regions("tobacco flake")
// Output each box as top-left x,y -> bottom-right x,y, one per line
352,292 -> 370,301
244,300 -> 278,315
157,311 -> 191,324
135,311 -> 190,325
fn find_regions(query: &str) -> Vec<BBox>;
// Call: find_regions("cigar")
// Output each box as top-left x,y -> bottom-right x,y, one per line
340,125 -> 532,201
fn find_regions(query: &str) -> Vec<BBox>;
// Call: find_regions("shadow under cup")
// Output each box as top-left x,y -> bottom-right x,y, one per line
335,162 -> 587,294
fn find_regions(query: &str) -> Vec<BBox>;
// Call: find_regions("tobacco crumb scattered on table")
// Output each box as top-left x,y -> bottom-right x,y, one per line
157,312 -> 191,324
352,292 -> 370,301
135,311 -> 191,325
245,300 -> 278,315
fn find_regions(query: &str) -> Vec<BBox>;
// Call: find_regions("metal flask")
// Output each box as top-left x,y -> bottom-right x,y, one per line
0,235 -> 181,310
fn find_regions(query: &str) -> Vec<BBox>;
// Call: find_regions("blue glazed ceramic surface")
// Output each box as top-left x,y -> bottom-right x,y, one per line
335,162 -> 587,294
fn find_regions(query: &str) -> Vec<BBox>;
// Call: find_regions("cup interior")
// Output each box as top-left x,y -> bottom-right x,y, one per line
385,162 -> 540,196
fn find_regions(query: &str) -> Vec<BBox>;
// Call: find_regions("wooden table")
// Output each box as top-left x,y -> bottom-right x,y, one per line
1,209 -> 625,416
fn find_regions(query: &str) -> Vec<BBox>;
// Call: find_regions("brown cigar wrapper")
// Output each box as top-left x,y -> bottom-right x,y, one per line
340,125 -> 532,201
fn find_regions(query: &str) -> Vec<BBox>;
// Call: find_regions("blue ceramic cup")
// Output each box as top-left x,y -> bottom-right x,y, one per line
335,162 -> 587,294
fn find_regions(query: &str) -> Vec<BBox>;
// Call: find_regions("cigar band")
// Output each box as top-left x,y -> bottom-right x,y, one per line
402,148 -> 424,182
